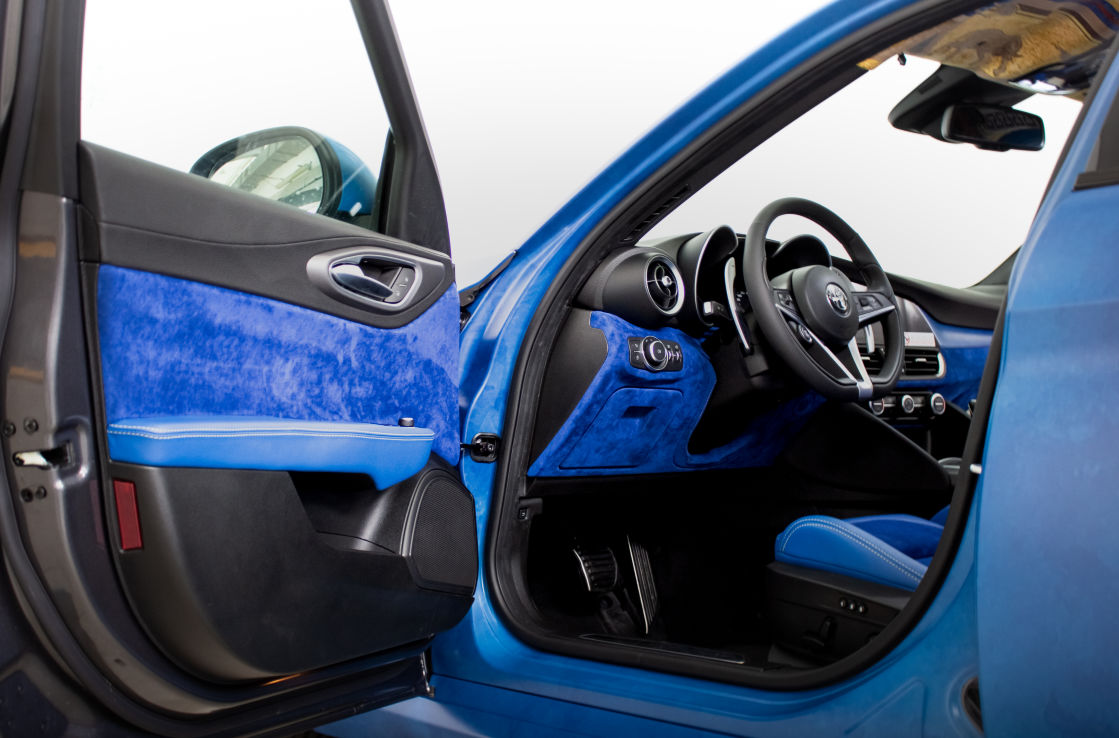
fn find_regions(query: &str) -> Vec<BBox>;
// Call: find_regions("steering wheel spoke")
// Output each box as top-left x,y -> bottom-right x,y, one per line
855,290 -> 896,325
839,338 -> 874,399
772,287 -> 801,319
774,299 -> 874,400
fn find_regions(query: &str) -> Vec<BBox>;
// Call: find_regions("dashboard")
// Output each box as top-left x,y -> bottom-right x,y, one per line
528,227 -> 985,477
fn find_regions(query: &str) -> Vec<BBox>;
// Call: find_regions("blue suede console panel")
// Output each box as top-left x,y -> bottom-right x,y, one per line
899,312 -> 992,410
775,513 -> 946,591
107,416 -> 434,489
97,266 -> 460,464
528,311 -> 822,476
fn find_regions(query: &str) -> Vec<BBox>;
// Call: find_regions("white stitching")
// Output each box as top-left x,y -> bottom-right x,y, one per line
107,428 -> 430,443
782,518 -> 924,578
781,519 -> 923,582
781,520 -> 922,583
779,518 -> 923,583
110,421 -> 404,431
111,421 -> 428,435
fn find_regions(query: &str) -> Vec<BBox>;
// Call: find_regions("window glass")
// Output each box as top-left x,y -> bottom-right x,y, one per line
81,0 -> 390,228
648,56 -> 1082,287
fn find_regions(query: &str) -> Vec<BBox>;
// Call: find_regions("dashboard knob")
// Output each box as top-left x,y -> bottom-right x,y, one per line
899,394 -> 916,414
929,392 -> 946,416
641,337 -> 670,371
868,399 -> 885,416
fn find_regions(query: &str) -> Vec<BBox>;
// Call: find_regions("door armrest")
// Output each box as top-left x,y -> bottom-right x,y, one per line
107,416 -> 434,489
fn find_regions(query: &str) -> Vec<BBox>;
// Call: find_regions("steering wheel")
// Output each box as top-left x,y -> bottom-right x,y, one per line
741,197 -> 902,401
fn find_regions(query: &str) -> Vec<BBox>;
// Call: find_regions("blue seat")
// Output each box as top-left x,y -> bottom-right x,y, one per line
774,506 -> 950,591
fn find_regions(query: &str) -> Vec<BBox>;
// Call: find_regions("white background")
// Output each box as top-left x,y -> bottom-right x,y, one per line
82,1 -> 1080,287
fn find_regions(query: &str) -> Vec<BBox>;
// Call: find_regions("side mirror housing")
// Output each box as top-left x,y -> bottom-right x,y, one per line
941,104 -> 1045,152
191,126 -> 378,222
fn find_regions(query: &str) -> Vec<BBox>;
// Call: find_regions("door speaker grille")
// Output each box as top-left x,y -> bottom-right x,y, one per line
405,474 -> 477,593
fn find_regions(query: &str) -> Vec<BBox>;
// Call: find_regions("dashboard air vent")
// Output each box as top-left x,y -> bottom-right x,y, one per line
645,256 -> 683,315
903,347 -> 942,377
622,186 -> 689,242
860,348 -> 885,375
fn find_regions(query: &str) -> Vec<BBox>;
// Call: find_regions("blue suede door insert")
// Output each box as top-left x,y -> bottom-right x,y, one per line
97,265 -> 459,466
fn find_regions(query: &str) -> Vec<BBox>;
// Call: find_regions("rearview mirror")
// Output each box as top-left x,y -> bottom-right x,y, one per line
941,104 -> 1045,152
191,126 -> 378,222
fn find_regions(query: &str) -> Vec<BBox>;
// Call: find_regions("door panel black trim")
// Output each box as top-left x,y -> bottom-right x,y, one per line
78,143 -> 455,329
109,462 -> 474,683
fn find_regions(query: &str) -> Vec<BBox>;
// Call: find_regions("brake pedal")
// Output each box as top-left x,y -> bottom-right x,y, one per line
572,544 -> 619,593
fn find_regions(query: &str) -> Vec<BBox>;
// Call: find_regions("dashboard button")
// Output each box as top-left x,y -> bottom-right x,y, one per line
900,394 -> 916,414
930,393 -> 946,415
641,337 -> 670,371
791,321 -> 813,345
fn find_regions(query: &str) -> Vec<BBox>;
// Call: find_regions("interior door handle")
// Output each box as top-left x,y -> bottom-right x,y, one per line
330,263 -> 394,299
308,246 -> 445,316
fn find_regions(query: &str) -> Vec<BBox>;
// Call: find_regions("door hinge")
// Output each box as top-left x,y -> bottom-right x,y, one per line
462,433 -> 500,463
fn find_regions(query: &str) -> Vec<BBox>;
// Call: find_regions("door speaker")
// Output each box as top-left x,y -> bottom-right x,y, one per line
402,469 -> 478,594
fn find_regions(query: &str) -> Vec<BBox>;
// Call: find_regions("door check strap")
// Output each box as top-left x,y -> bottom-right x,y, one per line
107,416 -> 434,489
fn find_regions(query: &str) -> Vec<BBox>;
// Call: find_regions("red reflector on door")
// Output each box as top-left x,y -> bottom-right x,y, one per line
112,479 -> 143,551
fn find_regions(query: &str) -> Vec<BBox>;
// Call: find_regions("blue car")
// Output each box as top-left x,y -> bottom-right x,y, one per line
2,0 -> 1117,735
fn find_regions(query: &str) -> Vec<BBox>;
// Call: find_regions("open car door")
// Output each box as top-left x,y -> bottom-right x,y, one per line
0,0 -> 478,734
975,38 -> 1119,738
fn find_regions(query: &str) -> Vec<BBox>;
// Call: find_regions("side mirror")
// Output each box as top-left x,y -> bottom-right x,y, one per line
191,126 -> 378,221
941,104 -> 1045,152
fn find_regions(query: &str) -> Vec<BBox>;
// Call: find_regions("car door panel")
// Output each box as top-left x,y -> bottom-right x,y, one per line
5,191 -> 440,728
77,149 -> 476,685
0,0 -> 482,731
976,63 -> 1119,733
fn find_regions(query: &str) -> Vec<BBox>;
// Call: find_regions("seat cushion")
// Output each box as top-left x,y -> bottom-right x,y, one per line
774,513 -> 945,591
844,514 -> 944,566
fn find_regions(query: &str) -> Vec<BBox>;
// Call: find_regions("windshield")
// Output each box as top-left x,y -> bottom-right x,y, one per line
648,54 -> 1081,287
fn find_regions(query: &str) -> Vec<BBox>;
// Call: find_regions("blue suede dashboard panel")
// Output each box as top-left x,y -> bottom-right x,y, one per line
677,392 -> 824,470
97,265 -> 460,464
898,311 -> 992,409
528,311 -> 822,476
107,416 -> 434,489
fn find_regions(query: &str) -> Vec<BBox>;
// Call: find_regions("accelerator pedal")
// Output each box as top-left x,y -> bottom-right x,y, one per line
627,536 -> 659,634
